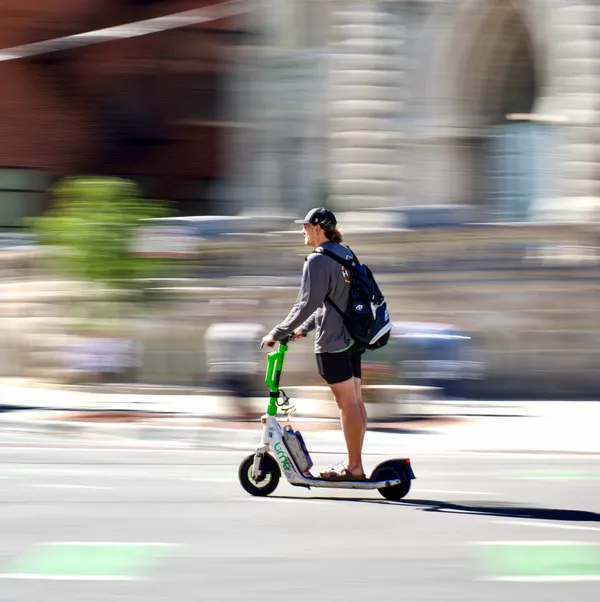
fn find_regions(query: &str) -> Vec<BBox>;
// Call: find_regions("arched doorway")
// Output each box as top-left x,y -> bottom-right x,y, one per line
416,0 -> 545,219
465,3 -> 540,221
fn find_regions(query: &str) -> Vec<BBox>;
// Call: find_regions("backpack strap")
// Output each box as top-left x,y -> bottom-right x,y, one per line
312,246 -> 358,268
311,247 -> 355,319
322,295 -> 344,320
347,247 -> 360,265
313,246 -> 383,305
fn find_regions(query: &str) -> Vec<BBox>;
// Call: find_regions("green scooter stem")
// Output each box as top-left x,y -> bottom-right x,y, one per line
265,342 -> 288,416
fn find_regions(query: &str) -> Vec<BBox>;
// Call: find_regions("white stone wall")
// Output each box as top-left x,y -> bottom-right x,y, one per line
534,2 -> 600,222
237,0 -> 598,223
405,0 -> 599,222
325,1 -> 407,210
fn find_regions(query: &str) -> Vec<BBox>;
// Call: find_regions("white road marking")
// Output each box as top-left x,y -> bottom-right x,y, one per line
420,451 -> 600,460
4,467 -> 218,477
472,540 -> 596,546
415,489 -> 500,496
483,576 -> 600,582
3,468 -> 122,476
233,497 -> 334,505
0,446 -> 245,455
30,484 -> 113,490
0,574 -> 142,581
178,477 -> 238,483
2,446 -> 600,460
493,520 -> 600,532
17,467 -> 225,478
44,542 -> 179,546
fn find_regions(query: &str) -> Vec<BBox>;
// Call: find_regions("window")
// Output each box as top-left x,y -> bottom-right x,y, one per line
0,168 -> 50,227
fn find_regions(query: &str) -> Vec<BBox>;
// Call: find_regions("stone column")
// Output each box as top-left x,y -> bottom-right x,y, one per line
326,0 -> 408,212
534,1 -> 600,222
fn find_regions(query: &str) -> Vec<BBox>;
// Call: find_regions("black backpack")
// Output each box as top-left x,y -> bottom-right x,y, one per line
314,247 -> 392,351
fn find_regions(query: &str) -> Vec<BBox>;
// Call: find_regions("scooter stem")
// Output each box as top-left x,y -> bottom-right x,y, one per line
265,338 -> 290,416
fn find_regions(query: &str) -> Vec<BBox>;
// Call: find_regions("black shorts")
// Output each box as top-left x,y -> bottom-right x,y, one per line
315,346 -> 364,385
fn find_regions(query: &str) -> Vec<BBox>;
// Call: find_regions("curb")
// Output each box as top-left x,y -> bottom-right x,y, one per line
3,413 -> 600,456
0,418 -> 446,455
0,416 -> 257,447
0,408 -> 435,452
2,399 -> 600,455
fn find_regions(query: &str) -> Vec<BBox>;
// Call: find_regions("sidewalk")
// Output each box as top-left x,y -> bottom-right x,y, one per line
0,379 -> 598,455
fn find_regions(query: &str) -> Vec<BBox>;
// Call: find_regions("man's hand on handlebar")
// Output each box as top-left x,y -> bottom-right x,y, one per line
261,330 -> 305,349
291,328 -> 306,341
261,334 -> 277,349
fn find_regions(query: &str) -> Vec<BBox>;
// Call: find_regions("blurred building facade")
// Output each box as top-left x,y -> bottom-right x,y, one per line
0,0 -> 244,226
0,0 -> 599,399
241,0 -> 599,224
2,0 -> 597,223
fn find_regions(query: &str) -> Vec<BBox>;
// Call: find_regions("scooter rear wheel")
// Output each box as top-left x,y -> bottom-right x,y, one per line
371,459 -> 412,500
238,453 -> 281,496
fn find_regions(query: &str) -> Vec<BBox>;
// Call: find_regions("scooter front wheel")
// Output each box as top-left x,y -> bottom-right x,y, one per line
238,453 -> 281,496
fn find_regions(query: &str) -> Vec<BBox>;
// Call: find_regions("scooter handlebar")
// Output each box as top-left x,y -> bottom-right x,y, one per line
260,334 -> 293,350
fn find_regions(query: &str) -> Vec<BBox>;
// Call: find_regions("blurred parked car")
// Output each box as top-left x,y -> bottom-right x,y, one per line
362,321 -> 485,397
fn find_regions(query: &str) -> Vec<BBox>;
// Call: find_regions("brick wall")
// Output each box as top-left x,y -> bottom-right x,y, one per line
0,0 -> 237,209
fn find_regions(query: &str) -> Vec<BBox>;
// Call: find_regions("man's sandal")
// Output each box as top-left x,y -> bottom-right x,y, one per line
319,462 -> 366,481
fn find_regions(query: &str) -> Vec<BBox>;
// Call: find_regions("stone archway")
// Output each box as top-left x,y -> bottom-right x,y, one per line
410,0 -> 547,217
418,0 -> 543,124
464,4 -> 537,122
466,3 -> 541,220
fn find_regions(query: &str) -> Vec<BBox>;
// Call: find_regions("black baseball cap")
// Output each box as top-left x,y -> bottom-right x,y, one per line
294,207 -> 337,228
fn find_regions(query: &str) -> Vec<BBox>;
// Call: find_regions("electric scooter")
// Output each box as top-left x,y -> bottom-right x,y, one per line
238,335 -> 415,500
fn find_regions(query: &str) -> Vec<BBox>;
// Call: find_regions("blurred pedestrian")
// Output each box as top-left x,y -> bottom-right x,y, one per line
205,299 -> 264,419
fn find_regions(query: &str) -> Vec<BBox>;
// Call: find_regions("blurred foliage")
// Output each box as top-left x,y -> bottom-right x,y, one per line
28,176 -> 175,302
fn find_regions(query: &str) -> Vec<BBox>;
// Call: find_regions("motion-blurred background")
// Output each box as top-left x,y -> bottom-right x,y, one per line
1,5 -> 599,599
0,0 -> 599,406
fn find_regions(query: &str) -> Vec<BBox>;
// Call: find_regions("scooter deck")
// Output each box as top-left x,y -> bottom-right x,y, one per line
288,458 -> 415,490
288,475 -> 406,490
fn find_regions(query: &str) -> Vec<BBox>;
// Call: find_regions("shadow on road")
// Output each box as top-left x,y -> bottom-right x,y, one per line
273,496 -> 600,522
393,499 -> 600,522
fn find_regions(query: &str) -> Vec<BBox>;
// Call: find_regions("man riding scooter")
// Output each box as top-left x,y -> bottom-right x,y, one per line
261,208 -> 367,481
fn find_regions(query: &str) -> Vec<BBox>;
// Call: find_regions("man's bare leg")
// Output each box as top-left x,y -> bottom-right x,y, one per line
327,377 -> 364,477
353,376 -> 367,448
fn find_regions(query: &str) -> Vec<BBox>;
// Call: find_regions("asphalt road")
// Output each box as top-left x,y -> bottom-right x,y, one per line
1,434 -> 599,602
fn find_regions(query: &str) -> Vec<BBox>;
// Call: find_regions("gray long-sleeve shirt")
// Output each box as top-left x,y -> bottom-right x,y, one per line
269,241 -> 354,353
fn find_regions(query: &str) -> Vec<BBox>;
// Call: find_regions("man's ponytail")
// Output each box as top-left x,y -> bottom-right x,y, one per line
324,225 -> 343,244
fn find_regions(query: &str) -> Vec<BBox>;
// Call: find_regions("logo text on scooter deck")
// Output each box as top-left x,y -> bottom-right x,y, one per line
273,443 -> 292,471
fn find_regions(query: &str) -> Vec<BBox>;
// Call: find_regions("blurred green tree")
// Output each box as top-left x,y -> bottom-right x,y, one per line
29,176 -> 175,303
